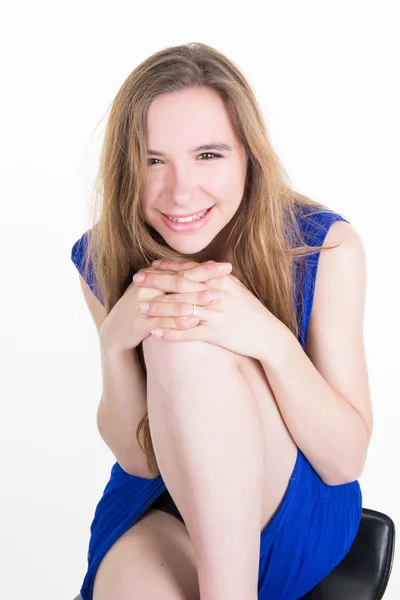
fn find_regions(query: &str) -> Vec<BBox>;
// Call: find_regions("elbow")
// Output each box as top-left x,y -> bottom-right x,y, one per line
118,457 -> 160,480
323,448 -> 369,486
346,425 -> 371,483
326,418 -> 371,486
347,448 -> 369,483
322,469 -> 359,486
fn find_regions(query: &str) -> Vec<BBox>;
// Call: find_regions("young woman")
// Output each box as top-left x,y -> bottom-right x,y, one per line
71,42 -> 372,600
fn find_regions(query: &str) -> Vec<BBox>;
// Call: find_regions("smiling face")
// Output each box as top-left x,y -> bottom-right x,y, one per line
140,86 -> 248,261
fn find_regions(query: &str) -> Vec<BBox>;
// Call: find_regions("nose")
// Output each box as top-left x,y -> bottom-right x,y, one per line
165,162 -> 197,207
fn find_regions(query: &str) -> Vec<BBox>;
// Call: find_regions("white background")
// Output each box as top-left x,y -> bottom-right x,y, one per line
1,1 -> 399,598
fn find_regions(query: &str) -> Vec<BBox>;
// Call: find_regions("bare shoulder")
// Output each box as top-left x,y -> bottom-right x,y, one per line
315,219 -> 367,306
78,273 -> 107,336
324,217 -> 365,250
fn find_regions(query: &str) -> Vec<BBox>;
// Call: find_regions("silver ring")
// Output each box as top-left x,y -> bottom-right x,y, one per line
192,303 -> 197,316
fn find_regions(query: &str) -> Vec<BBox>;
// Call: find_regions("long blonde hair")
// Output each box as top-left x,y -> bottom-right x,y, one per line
81,42 -> 340,477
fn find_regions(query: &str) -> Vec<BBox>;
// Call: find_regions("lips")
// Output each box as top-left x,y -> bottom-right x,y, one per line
160,205 -> 215,232
161,207 -> 213,218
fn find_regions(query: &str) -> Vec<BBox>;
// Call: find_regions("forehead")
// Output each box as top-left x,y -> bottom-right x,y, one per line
145,87 -> 237,146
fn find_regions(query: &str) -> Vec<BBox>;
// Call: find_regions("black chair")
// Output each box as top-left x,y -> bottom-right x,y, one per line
72,507 -> 395,600
299,508 -> 395,599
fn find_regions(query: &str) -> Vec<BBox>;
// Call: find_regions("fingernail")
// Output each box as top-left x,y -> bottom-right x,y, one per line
138,302 -> 149,311
151,329 -> 164,338
186,316 -> 199,326
208,291 -> 223,301
133,273 -> 145,282
217,262 -> 232,270
152,259 -> 162,266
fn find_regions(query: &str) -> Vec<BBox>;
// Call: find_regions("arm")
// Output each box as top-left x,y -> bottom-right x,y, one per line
258,221 -> 373,486
78,274 -> 154,479
98,345 -> 154,479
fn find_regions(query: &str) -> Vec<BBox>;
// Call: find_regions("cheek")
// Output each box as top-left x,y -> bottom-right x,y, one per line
140,178 -> 163,208
207,164 -> 245,202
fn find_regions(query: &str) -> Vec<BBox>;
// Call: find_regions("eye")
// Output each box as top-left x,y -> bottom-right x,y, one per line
198,152 -> 221,160
147,152 -> 222,166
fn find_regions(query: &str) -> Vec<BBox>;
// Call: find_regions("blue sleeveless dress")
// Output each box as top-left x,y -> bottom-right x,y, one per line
71,207 -> 363,600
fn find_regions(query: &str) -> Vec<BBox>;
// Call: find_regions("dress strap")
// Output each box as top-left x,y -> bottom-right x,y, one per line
294,208 -> 350,349
71,229 -> 104,306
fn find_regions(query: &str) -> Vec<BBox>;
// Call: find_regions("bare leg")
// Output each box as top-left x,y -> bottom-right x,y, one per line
143,338 -> 264,600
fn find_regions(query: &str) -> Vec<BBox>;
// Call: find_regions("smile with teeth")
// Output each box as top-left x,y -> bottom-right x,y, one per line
164,208 -> 210,223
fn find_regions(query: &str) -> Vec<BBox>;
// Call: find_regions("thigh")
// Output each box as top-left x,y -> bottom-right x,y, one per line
236,355 -> 299,530
92,508 -> 200,600
144,338 -> 299,535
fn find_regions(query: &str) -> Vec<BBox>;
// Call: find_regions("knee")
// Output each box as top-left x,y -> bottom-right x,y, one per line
142,336 -> 240,371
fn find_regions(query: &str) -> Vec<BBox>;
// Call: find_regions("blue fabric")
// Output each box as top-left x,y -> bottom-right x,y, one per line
71,227 -> 104,306
71,207 -> 362,600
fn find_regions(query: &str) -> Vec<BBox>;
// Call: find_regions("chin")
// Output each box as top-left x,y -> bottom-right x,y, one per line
161,236 -> 212,256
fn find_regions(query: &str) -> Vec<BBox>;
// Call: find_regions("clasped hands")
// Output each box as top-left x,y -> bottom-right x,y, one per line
132,258 -> 279,361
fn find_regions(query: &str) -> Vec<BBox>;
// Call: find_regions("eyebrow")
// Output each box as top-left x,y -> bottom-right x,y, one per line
147,142 -> 233,156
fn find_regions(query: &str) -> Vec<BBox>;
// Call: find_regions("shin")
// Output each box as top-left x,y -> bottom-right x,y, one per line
142,338 -> 263,600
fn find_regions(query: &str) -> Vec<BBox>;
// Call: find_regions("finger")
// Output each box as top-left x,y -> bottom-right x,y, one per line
151,259 -> 216,270
178,262 -> 232,281
133,271 -> 207,293
146,289 -> 223,305
139,299 -> 208,318
151,323 -> 204,341
133,263 -> 232,290
148,315 -> 200,331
